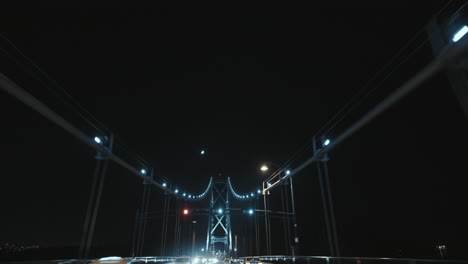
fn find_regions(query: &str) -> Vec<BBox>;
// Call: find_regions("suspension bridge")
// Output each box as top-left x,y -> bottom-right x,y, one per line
1,4 -> 468,264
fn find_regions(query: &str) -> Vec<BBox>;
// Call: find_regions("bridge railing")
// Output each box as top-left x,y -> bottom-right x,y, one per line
245,256 -> 468,264
131,256 -> 177,263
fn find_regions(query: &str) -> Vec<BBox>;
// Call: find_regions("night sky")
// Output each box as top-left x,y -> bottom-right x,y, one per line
1,4 -> 468,260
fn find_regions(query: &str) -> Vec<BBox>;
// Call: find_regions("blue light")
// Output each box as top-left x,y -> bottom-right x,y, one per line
248,209 -> 254,215
453,25 -> 468,42
175,189 -> 179,194
218,208 -> 223,214
183,193 -> 186,197
324,139 -> 330,146
257,189 -> 261,194
250,193 -> 254,197
188,195 -> 192,198
141,169 -> 146,175
94,137 -> 102,144
162,182 -> 167,187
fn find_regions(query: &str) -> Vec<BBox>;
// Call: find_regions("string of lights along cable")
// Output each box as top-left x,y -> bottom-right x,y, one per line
91,129 -> 324,199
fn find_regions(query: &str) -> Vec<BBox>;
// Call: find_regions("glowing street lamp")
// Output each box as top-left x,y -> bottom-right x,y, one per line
94,136 -> 102,144
324,139 -> 330,146
453,25 -> 468,42
260,165 -> 269,172
140,169 -> 146,175
162,182 -> 167,187
218,208 -> 223,214
248,209 -> 254,215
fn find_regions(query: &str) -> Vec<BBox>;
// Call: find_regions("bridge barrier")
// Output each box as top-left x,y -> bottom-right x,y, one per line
241,256 -> 468,264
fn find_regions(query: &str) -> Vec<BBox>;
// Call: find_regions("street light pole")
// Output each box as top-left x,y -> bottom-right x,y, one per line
263,189 -> 271,255
79,133 -> 114,259
313,136 -> 340,257
234,234 -> 238,258
261,161 -> 292,256
192,221 -> 197,257
289,177 -> 299,256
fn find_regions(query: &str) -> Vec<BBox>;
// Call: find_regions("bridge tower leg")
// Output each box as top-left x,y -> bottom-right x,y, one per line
205,178 -> 232,258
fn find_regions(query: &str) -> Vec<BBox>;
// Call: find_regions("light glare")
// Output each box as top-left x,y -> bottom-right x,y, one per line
141,169 -> 146,175
324,139 -> 330,146
218,208 -> 223,214
260,165 -> 269,171
94,137 -> 102,144
453,25 -> 468,42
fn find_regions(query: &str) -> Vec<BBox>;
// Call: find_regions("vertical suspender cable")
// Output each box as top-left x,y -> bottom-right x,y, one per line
255,198 -> 260,255
160,194 -> 168,256
173,199 -> 179,256
317,162 -> 335,257
139,184 -> 152,256
163,194 -> 171,256
79,159 -> 102,258
284,182 -> 292,255
280,184 -> 288,254
136,184 -> 148,256
131,209 -> 139,257
323,163 -> 340,257
84,158 -> 110,258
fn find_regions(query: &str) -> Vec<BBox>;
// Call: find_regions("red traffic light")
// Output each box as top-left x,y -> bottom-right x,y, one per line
183,209 -> 189,215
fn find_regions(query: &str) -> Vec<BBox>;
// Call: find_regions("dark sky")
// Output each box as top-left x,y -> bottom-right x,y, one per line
1,4 -> 468,260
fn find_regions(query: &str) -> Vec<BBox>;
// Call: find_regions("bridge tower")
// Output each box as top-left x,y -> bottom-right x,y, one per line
205,178 -> 232,258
